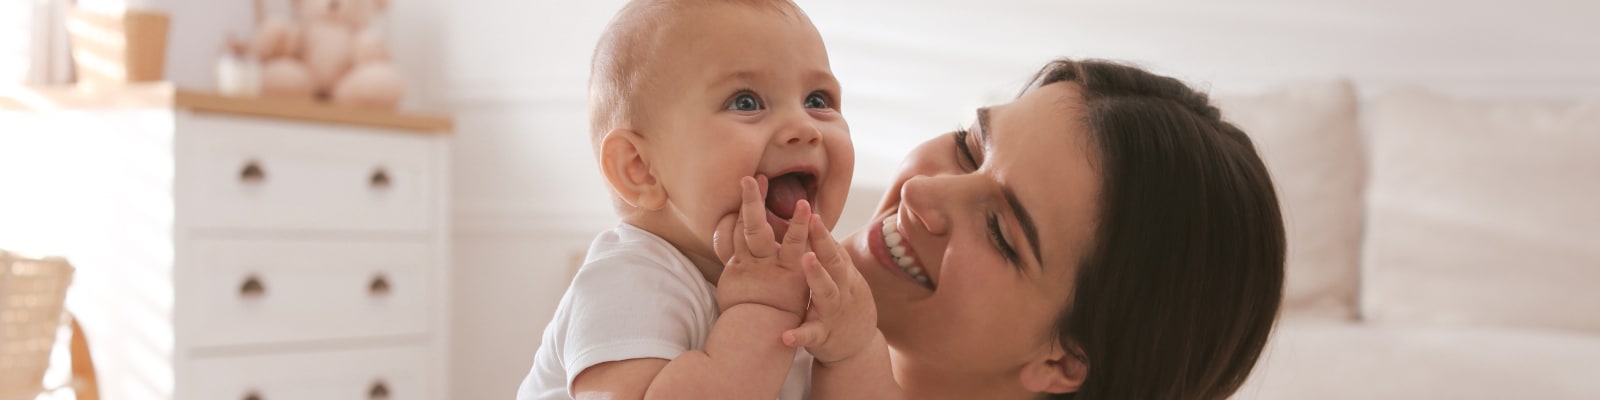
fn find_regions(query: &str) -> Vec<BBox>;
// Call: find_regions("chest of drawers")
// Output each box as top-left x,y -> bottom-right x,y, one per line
0,84 -> 452,400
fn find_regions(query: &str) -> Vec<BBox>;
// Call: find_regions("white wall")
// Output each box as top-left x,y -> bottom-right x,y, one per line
121,0 -> 1600,398
0,0 -> 30,84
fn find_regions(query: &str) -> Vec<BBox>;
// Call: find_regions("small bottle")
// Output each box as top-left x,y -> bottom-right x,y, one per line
216,39 -> 261,97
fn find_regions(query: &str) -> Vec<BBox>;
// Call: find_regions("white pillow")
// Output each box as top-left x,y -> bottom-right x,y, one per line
1215,80 -> 1364,320
1363,89 -> 1600,333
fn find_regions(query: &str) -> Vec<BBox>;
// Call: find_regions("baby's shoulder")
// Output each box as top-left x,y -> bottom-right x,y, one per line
574,249 -> 699,287
582,225 -> 699,275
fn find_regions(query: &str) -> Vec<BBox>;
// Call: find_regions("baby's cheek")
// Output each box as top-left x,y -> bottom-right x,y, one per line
820,180 -> 852,226
703,184 -> 736,212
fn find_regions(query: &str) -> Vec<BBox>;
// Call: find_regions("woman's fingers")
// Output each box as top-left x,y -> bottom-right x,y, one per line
777,200 -> 812,265
739,176 -> 777,258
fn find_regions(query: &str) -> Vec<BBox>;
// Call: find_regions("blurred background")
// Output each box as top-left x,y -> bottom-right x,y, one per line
3,1 -> 1598,399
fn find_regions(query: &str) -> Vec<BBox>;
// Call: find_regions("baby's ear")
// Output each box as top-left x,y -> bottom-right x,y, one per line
1019,340 -> 1087,395
599,129 -> 667,211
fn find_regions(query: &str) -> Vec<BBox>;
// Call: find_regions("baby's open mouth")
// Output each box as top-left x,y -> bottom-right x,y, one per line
763,171 -> 818,238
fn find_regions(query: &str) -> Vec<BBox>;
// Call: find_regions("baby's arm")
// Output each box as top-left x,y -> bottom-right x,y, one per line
787,219 -> 906,400
811,333 -> 900,400
571,177 -> 810,400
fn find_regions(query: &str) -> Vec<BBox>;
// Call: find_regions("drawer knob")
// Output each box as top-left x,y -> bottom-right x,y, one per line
369,274 -> 392,296
369,167 -> 392,189
239,275 -> 266,298
369,380 -> 390,400
242,390 -> 263,400
240,161 -> 266,184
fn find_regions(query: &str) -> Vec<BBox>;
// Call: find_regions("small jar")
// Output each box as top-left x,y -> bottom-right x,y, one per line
215,48 -> 261,97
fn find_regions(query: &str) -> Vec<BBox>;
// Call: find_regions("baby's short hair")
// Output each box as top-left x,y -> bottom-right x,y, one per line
587,0 -> 805,150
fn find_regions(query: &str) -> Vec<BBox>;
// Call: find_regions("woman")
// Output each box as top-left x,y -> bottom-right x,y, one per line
729,58 -> 1286,399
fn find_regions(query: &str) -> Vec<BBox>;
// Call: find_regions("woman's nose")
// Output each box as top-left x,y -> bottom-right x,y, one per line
900,175 -> 951,236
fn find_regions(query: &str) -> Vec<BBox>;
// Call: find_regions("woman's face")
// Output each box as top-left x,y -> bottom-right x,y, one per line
841,82 -> 1101,373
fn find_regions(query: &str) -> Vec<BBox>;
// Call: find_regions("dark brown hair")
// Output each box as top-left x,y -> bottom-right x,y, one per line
1033,59 -> 1286,400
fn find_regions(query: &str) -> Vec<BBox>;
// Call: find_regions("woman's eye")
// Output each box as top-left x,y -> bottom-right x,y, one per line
804,92 -> 831,109
987,213 -> 1024,269
726,92 -> 763,111
953,129 -> 979,171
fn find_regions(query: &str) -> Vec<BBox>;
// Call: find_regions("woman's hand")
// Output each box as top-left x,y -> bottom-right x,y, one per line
713,175 -> 812,317
782,216 -> 879,365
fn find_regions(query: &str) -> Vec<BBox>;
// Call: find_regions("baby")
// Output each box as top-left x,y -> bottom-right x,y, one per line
517,0 -> 853,399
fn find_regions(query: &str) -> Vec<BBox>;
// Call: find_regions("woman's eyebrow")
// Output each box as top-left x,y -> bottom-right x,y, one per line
976,107 -> 993,150
1002,185 -> 1043,266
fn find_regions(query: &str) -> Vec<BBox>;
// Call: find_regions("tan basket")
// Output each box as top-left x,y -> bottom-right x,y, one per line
66,7 -> 170,84
0,251 -> 76,400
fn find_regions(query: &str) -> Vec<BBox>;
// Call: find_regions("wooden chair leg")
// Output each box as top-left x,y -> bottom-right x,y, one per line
70,317 -> 99,400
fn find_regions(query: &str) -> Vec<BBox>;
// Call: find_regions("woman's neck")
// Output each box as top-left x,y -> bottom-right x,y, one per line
890,347 -> 1039,400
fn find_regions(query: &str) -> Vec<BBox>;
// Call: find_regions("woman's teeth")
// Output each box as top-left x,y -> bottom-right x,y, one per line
882,213 -> 932,287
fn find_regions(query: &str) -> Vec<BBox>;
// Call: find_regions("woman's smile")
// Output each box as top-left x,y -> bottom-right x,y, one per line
870,212 -> 936,290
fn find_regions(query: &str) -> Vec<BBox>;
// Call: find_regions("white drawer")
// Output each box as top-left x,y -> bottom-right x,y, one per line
177,113 -> 437,232
179,240 -> 432,348
181,346 -> 427,400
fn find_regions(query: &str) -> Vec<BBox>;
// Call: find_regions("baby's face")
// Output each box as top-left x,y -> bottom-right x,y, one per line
642,4 -> 853,260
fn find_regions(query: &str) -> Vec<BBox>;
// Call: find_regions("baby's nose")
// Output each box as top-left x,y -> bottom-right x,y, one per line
777,119 -> 821,146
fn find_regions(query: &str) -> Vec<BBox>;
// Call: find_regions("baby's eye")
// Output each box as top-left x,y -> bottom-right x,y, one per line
726,92 -> 764,112
804,92 -> 831,109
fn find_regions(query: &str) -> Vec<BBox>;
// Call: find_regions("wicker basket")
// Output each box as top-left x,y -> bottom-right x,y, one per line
0,251 -> 76,400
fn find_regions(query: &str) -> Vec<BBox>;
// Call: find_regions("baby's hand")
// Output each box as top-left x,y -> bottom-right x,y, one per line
782,218 -> 878,365
713,176 -> 812,317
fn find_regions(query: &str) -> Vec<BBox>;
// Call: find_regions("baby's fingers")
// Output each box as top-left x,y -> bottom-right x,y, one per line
783,322 -> 829,348
807,214 -> 851,282
739,176 -> 777,258
777,200 -> 813,265
802,252 -> 839,303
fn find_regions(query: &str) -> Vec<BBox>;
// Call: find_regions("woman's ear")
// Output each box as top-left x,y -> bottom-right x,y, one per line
599,129 -> 667,211
1019,340 -> 1088,394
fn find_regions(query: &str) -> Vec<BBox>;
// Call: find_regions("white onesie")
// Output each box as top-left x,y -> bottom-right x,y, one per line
517,223 -> 812,400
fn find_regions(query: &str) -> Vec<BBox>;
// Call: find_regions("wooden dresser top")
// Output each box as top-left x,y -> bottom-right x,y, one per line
1,83 -> 453,133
